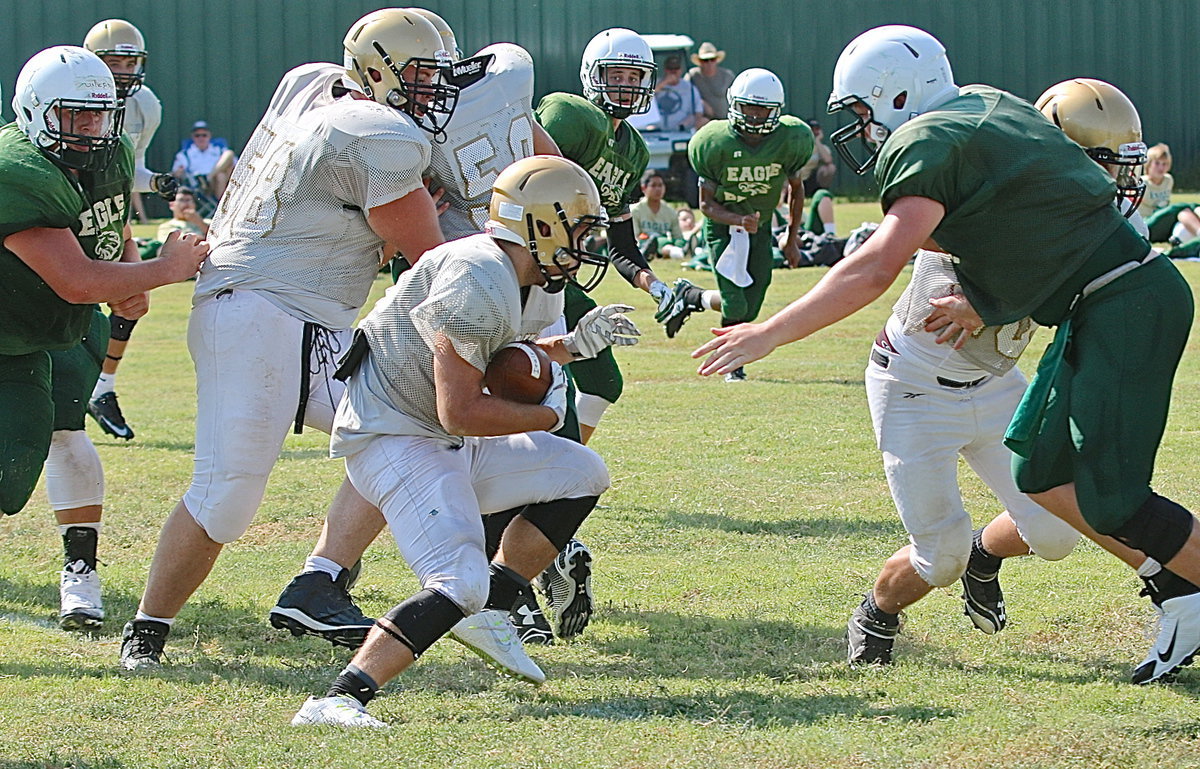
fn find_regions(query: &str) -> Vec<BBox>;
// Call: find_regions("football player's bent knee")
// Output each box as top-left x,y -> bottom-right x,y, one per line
378,589 -> 466,658
109,314 -> 138,342
1021,517 -> 1080,562
188,478 -> 270,544
519,495 -> 601,552
575,393 -> 613,428
913,548 -> 969,588
45,430 -> 104,510
1109,493 -> 1195,564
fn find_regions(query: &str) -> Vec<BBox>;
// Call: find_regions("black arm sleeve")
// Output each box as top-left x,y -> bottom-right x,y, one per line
607,217 -> 650,287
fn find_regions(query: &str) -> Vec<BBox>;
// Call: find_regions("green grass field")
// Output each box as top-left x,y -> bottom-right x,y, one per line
2,203 -> 1200,768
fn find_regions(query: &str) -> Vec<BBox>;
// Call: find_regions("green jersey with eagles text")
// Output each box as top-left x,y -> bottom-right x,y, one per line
688,116 -> 813,219
0,123 -> 133,355
535,92 -> 649,219
875,85 -> 1128,326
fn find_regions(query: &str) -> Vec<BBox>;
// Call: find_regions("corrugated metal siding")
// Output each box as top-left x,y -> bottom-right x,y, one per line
1,0 -> 1196,199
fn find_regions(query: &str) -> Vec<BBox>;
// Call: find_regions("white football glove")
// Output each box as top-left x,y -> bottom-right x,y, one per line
540,361 -> 569,432
649,279 -> 673,317
562,303 -> 641,359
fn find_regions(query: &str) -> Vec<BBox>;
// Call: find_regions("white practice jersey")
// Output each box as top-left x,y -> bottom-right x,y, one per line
334,233 -> 556,454
889,250 -> 1036,378
427,44 -> 537,238
199,63 -> 430,329
124,85 -> 162,192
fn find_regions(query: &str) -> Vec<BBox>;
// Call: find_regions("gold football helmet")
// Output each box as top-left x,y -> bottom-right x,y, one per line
1036,78 -> 1147,213
83,18 -> 147,98
343,8 -> 458,137
405,7 -> 461,61
488,156 -> 609,293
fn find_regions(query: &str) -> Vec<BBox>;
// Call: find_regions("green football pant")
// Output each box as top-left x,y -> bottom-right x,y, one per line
0,351 -> 53,514
803,189 -> 833,234
50,309 -> 107,431
709,226 -> 775,324
1012,256 -> 1193,533
563,283 -> 623,405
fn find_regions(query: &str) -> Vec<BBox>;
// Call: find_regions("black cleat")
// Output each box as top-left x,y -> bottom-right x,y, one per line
270,568 -> 374,649
510,589 -> 554,645
120,620 -> 169,670
538,538 -> 593,639
88,391 -> 134,440
847,599 -> 899,666
961,564 -> 1006,635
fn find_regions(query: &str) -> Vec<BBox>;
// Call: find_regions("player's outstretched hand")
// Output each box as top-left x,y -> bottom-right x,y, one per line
540,361 -> 568,432
563,304 -> 640,359
692,322 -> 777,376
157,229 -> 210,283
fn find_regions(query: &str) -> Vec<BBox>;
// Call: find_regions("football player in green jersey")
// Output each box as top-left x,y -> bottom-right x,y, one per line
536,27 -> 720,439
687,68 -> 813,381
695,25 -> 1200,680
0,46 -> 207,629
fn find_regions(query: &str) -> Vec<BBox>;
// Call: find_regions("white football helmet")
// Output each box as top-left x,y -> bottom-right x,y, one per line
827,25 -> 959,173
405,7 -> 461,62
83,19 -> 147,98
728,68 -> 785,135
13,46 -> 124,172
580,28 -> 657,119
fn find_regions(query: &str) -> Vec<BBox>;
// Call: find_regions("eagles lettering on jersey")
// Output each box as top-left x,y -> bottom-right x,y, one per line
0,123 -> 134,354
535,92 -> 649,219
688,116 -> 812,215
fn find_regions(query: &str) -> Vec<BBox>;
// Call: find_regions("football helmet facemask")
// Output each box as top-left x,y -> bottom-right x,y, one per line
1036,78 -> 1147,216
827,25 -> 959,174
343,8 -> 458,139
580,28 -> 657,119
728,68 -> 786,135
487,156 -> 609,293
13,46 -> 124,172
83,19 -> 147,99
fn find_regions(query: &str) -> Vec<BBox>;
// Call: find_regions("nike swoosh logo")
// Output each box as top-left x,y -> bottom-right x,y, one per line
1158,625 -> 1178,664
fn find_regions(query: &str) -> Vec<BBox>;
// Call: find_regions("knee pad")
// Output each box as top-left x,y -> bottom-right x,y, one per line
186,476 -> 269,543
519,495 -> 600,552
109,314 -> 138,342
1019,516 -> 1081,562
908,524 -> 972,587
916,549 -> 970,588
45,430 -> 104,510
575,393 -> 612,429
1109,493 -> 1196,564
378,589 -> 466,658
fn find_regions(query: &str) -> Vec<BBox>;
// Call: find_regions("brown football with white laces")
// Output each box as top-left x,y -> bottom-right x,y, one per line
484,341 -> 553,404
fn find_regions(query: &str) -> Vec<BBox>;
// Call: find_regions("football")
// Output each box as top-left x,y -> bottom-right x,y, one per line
485,341 -> 553,404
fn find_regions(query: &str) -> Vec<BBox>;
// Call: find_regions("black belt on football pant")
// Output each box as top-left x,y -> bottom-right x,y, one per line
870,348 -> 988,389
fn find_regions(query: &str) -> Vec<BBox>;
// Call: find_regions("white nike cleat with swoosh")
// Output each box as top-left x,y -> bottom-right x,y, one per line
1132,592 -> 1200,684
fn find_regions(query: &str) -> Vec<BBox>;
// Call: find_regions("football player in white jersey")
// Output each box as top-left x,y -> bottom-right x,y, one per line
292,155 -> 637,728
83,19 -> 180,441
271,11 -> 576,653
119,8 -> 458,670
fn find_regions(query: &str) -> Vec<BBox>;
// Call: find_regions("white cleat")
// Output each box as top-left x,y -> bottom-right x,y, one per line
60,560 -> 104,631
449,609 -> 546,684
1132,592 -> 1200,684
291,695 -> 388,728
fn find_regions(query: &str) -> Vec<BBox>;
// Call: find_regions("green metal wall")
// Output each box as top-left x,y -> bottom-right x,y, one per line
1,0 -> 1196,201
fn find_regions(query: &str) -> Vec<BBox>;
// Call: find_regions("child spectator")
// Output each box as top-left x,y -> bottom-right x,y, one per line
631,170 -> 685,259
1139,143 -> 1200,244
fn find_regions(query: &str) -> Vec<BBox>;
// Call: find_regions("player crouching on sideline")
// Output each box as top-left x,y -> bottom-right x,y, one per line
695,25 -> 1200,681
293,156 -> 637,728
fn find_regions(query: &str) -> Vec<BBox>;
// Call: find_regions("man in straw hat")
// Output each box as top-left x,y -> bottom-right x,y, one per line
687,41 -> 735,119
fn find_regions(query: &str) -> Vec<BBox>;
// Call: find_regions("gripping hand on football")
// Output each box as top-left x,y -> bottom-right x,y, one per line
563,304 -> 641,359
655,278 -> 707,338
540,361 -> 569,432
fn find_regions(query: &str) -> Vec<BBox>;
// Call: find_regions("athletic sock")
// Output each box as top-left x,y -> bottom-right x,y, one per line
327,663 -> 379,706
134,611 -> 175,627
91,372 -> 116,400
864,592 -> 899,625
302,555 -> 343,580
